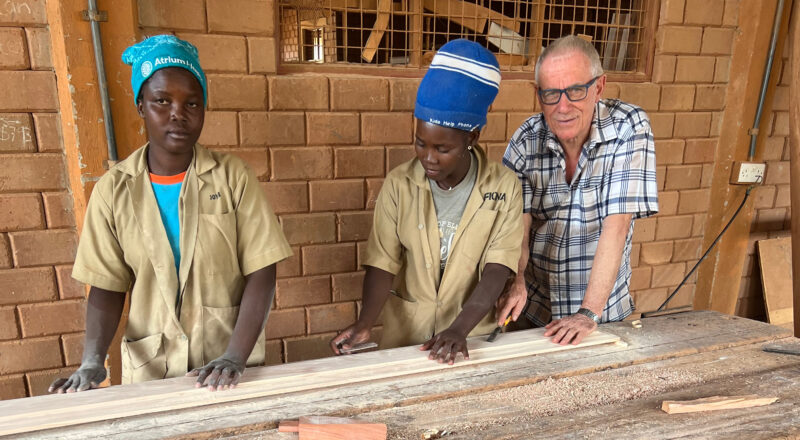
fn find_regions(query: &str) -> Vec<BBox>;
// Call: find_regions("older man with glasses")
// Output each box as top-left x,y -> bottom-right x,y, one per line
498,35 -> 658,345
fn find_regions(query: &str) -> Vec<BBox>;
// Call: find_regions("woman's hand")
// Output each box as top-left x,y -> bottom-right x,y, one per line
421,328 -> 469,365
48,363 -> 107,393
186,356 -> 246,391
330,324 -> 372,355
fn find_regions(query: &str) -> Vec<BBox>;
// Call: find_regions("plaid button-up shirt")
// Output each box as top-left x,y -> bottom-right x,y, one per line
503,99 -> 658,326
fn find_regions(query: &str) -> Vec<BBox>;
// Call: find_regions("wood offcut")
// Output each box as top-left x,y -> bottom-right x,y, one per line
661,395 -> 778,414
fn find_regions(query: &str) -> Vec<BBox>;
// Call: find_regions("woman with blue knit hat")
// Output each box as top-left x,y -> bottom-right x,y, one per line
49,35 -> 292,392
331,39 -> 523,364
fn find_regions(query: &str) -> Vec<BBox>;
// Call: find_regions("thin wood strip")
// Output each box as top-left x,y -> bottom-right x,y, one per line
661,395 -> 778,414
361,0 -> 392,62
0,328 -> 618,436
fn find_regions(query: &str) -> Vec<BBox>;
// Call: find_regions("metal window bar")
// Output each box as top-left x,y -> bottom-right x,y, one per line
279,0 -> 649,73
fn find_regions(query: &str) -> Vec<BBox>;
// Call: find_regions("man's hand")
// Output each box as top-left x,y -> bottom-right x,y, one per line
495,280 -> 527,326
543,313 -> 597,345
420,328 -> 469,365
186,356 -> 245,391
48,363 -> 107,394
330,324 -> 371,355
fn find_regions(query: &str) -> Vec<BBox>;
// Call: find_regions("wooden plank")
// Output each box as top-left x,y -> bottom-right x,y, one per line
661,395 -> 778,414
791,0 -> 800,338
361,0 -> 392,62
757,237 -> 794,326
298,416 -> 387,439
0,328 -> 618,437
421,0 -> 521,34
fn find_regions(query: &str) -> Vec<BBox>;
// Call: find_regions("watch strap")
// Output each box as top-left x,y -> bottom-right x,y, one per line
576,307 -> 601,324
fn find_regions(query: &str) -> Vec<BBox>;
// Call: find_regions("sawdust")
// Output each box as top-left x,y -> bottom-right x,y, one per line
367,365 -> 707,440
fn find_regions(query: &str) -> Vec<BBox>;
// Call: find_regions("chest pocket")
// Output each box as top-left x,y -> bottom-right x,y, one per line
460,208 -> 497,262
579,183 -> 603,223
196,212 -> 240,275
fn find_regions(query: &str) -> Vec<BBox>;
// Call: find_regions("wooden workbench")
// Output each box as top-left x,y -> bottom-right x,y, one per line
10,311 -> 800,439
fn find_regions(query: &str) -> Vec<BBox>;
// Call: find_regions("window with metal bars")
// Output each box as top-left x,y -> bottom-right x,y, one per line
279,0 -> 657,76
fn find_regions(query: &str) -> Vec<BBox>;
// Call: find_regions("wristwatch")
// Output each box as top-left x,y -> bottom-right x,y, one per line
576,307 -> 601,324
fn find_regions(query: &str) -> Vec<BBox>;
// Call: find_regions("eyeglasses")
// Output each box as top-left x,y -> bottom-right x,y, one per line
537,76 -> 600,105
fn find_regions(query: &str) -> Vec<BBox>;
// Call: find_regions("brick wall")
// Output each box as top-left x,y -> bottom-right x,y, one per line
738,39 -> 792,321
0,1 -> 84,399
0,0 -> 755,397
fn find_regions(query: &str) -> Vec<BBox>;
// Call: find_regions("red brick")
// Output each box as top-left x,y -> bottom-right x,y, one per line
307,302 -> 356,334
649,113 -> 675,139
366,178 -> 384,209
137,0 -> 205,30
0,337 -> 62,374
357,240 -> 369,267
753,208 -> 787,232
221,149 -> 268,180
386,145 -> 416,173
772,112 -> 789,137
673,112 -> 712,138
656,215 -> 693,240
332,271 -> 365,302
269,76 -> 328,110
640,241 -> 673,265
331,78 -> 389,111
207,74 -> 267,110
752,185 -> 776,209
658,191 -> 679,216
674,56 -> 716,83
701,28 -> 735,55
309,180 -> 364,212
673,238 -> 702,262
61,332 -> 84,366
198,111 -> 238,146
765,161 -> 790,185
248,37 -> 277,74
694,85 -> 726,111
658,85 -> 695,111
306,113 -> 359,145
264,339 -> 283,365
240,112 -> 305,147
177,34 -> 247,73
493,81 -> 535,111
338,211 -> 373,242
618,83 -> 660,111
275,275 -> 331,308
601,83 -> 619,100
683,138 -> 717,163
335,147 -> 384,178
9,230 -> 77,267
25,367 -> 75,397
506,113 -> 531,139
630,243 -> 641,268
302,243 -> 356,275
664,165 -> 703,190
0,0 -> 46,24
774,185 -> 790,208
657,165 -> 666,190
276,246 -> 301,278
0,306 -> 18,340
655,140 -> 685,166
18,299 -> 85,337
0,194 -> 43,231
632,217 -> 656,243
362,113 -> 412,145
32,113 -> 61,152
659,0 -> 685,24
629,267 -> 651,291
701,163 -> 713,188
270,147 -> 332,180
481,113 -> 507,143
261,182 -> 308,214
652,55 -> 677,83
280,213 -> 336,245
55,265 -> 85,300
684,0 -> 724,25
0,375 -> 26,399
762,137 -> 786,161
0,234 -> 10,269
723,0 -> 739,25
390,78 -> 420,111
42,192 -> 75,229
24,27 -> 51,70
284,333 -> 336,363
773,86 -> 790,112
632,288 -> 668,313
692,213 -> 706,237
715,56 -> 731,83
678,189 -> 710,214
0,154 -> 65,192
651,263 -> 686,288
657,26 -> 703,54
0,27 -> 28,69
0,113 -> 35,152
265,308 -> 305,339
485,144 -> 506,162
207,0 -> 274,35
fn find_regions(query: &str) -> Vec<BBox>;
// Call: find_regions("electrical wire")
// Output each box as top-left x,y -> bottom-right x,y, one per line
655,180 -> 760,312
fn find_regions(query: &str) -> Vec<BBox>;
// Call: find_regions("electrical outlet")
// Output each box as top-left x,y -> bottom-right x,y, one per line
730,161 -> 766,185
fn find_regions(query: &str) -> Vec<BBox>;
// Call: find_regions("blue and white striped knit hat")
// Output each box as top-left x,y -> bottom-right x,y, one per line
414,39 -> 500,131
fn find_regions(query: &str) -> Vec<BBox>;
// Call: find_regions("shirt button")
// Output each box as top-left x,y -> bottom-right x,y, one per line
426,263 -> 431,269
181,335 -> 187,341
418,224 -> 424,230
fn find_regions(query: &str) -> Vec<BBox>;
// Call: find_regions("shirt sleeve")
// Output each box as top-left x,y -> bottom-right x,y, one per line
483,173 -> 524,273
602,110 -> 659,219
502,123 -> 534,214
71,180 -> 133,293
233,164 -> 293,276
362,176 -> 404,275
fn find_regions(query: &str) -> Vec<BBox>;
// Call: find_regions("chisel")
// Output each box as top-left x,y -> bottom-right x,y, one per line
487,315 -> 512,342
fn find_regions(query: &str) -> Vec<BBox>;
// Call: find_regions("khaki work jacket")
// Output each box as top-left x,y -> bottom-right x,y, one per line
72,144 -> 292,384
364,146 -> 523,348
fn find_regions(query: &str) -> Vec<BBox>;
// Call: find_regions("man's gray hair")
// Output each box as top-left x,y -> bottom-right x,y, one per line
534,35 -> 604,84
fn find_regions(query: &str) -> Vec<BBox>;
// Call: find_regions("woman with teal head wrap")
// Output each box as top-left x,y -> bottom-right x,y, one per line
49,35 -> 292,394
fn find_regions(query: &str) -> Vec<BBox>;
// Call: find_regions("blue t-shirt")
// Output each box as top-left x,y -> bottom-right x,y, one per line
150,172 -> 185,278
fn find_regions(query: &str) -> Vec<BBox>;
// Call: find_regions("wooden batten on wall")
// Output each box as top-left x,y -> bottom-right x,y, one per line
789,0 -> 800,337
